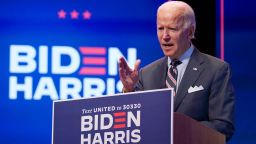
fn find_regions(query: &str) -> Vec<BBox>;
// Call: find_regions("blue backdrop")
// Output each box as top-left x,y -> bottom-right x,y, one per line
224,0 -> 256,143
0,0 -> 255,144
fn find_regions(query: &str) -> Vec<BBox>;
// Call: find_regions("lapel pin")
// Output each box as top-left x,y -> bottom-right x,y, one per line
193,67 -> 198,71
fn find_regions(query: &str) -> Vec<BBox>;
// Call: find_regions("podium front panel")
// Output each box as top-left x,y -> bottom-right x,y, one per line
52,89 -> 173,144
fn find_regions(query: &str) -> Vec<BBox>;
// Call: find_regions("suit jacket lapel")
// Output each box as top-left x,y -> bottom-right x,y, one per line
174,48 -> 205,111
158,56 -> 168,89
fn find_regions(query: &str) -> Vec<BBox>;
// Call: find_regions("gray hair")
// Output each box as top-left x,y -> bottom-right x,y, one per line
181,2 -> 196,31
159,1 -> 196,37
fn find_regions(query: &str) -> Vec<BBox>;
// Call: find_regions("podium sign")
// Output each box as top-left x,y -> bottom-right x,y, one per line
52,89 -> 174,144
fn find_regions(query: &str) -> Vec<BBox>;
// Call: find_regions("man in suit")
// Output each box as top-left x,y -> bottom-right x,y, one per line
118,1 -> 235,141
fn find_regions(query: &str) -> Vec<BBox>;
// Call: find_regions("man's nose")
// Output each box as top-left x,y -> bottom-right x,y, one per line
163,30 -> 170,41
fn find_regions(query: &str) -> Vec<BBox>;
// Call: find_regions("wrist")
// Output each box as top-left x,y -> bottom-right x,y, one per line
122,87 -> 134,93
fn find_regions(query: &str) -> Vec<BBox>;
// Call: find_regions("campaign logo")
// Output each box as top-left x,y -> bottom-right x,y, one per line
81,104 -> 141,144
9,45 -> 137,100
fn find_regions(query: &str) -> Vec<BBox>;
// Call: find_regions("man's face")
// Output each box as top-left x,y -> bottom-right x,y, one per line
157,8 -> 191,59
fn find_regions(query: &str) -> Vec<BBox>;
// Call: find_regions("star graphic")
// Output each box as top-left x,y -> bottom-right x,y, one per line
58,9 -> 66,19
83,10 -> 92,20
70,10 -> 79,19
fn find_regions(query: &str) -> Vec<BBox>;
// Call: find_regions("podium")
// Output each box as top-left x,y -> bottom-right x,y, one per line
52,89 -> 225,144
174,113 -> 225,144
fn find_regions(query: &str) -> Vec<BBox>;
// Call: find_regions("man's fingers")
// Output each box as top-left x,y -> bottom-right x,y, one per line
119,57 -> 129,69
119,57 -> 129,82
119,57 -> 140,72
134,59 -> 141,71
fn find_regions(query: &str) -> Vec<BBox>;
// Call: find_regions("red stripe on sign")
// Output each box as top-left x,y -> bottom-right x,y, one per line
79,67 -> 106,75
80,47 -> 106,55
113,124 -> 126,129
113,112 -> 126,117
115,118 -> 126,123
83,57 -> 106,65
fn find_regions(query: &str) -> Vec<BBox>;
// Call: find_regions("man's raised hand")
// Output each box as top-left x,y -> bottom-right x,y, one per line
118,57 -> 141,92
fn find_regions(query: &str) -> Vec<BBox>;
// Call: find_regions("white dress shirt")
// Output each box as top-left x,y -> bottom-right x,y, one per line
168,45 -> 194,92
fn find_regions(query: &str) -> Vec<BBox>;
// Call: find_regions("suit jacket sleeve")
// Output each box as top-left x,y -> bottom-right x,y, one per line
134,68 -> 145,91
201,62 -> 235,141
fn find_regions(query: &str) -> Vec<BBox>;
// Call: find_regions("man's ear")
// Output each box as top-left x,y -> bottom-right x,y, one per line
188,26 -> 195,39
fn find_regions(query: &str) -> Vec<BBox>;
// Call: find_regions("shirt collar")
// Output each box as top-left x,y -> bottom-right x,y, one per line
168,44 -> 194,67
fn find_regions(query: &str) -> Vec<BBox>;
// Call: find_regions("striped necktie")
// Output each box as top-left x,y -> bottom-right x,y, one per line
166,59 -> 182,96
